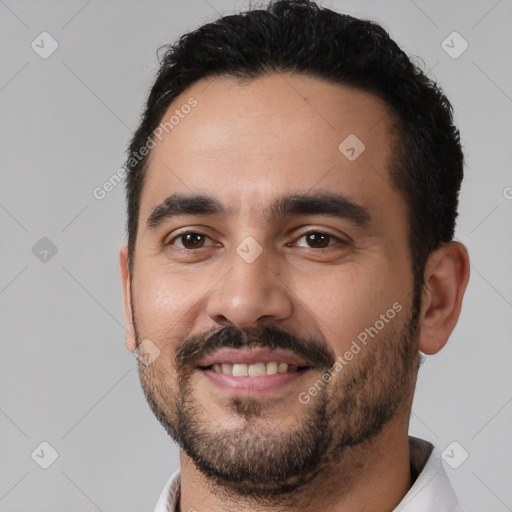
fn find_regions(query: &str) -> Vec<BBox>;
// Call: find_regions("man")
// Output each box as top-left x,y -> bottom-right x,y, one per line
119,1 -> 470,510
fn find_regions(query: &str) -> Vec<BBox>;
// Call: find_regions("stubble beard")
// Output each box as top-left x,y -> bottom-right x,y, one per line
136,296 -> 420,501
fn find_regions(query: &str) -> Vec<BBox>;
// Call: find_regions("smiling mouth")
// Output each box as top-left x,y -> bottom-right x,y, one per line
199,361 -> 310,377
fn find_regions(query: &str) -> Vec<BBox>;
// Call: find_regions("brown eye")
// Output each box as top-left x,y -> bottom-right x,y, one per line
169,232 -> 212,250
295,231 -> 345,249
306,232 -> 330,248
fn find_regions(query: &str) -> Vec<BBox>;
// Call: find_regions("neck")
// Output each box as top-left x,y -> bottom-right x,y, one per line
179,412 -> 413,512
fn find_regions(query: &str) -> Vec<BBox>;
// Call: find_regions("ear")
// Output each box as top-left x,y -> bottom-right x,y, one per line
119,245 -> 137,353
417,241 -> 470,355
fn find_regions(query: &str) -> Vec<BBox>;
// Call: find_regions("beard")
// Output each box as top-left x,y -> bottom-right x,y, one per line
133,288 -> 421,501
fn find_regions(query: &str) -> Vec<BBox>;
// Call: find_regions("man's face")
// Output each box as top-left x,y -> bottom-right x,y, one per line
123,73 -> 421,496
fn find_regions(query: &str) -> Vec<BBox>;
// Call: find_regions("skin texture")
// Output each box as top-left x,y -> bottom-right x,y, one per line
120,72 -> 470,512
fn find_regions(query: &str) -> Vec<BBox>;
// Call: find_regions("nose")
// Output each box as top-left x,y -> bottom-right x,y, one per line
205,242 -> 294,330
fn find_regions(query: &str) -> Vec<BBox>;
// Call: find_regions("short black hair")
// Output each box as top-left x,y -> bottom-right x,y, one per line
124,0 -> 464,301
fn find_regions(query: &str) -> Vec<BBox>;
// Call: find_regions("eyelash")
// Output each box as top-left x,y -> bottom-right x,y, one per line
166,230 -> 347,252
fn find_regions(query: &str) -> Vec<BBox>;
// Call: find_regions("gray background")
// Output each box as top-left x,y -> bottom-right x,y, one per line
0,0 -> 511,510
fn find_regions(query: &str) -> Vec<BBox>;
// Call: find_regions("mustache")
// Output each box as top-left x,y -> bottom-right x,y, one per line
175,324 -> 336,372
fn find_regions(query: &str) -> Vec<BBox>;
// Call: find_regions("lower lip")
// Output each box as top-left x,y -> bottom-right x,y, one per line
198,368 -> 310,394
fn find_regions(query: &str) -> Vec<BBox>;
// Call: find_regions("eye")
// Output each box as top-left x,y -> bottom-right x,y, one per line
293,231 -> 346,250
165,230 -> 347,252
167,231 -> 214,250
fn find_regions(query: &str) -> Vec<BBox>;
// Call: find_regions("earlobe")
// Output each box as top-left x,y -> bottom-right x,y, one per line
417,241 -> 470,355
119,245 -> 137,353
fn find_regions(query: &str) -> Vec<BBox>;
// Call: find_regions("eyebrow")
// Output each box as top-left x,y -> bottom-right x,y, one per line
146,192 -> 374,231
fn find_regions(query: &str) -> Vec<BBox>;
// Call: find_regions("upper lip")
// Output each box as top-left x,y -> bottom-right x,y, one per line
198,348 -> 309,367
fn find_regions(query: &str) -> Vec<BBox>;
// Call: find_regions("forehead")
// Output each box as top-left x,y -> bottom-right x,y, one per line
140,72 -> 403,228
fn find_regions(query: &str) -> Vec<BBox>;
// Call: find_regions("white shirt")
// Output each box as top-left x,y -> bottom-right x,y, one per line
154,436 -> 463,512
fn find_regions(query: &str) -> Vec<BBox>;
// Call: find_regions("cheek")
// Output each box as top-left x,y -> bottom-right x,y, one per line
295,260 -> 408,355
132,268 -> 197,350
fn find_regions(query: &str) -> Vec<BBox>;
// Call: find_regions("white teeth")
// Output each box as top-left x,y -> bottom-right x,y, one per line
232,363 -> 248,376
266,361 -> 278,375
209,361 -> 303,377
248,362 -> 266,377
221,363 -> 233,374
